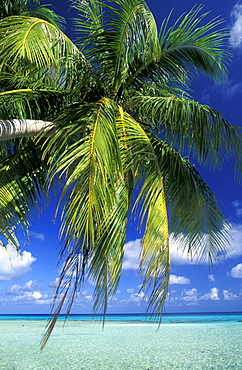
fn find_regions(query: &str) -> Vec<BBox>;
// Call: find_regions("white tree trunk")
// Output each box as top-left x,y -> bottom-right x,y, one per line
0,119 -> 54,140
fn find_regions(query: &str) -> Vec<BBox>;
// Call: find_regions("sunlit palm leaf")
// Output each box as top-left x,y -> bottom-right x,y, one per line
0,139 -> 47,247
0,89 -> 67,120
130,93 -> 242,174
158,5 -> 230,83
0,16 -> 85,75
150,135 -> 230,263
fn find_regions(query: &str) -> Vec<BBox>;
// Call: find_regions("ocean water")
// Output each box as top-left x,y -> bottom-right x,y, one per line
0,313 -> 241,369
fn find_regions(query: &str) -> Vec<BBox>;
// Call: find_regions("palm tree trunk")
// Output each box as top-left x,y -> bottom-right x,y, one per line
0,119 -> 54,140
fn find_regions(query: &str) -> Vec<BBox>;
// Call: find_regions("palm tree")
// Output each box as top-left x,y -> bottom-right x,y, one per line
0,0 -> 63,22
0,0 -> 241,346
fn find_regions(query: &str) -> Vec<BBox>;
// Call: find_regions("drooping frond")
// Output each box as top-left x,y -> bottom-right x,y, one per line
0,138 -> 47,247
149,135 -> 230,263
0,89 -> 68,120
41,98 -> 132,344
115,4 -> 230,93
157,5 -> 231,84
116,111 -> 170,316
0,16 -> 84,77
130,93 -> 242,175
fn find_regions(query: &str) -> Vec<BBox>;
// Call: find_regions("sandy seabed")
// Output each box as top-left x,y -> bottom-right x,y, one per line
0,319 -> 241,369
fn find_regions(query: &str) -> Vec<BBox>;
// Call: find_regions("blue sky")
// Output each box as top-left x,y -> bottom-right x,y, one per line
0,0 -> 242,315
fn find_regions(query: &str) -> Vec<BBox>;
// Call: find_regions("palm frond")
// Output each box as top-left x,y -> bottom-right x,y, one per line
130,93 -> 242,175
157,5 -> 231,84
122,5 -> 230,93
0,89 -> 68,120
41,98 -> 130,342
150,135 -> 230,263
115,111 -> 170,316
0,138 -> 48,247
0,0 -> 65,28
0,16 -> 84,75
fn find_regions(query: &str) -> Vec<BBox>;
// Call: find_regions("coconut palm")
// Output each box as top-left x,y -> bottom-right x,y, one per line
0,0 -> 63,22
0,0 -> 241,346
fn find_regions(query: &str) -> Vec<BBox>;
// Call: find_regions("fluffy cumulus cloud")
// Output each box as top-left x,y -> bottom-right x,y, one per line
176,287 -> 222,305
232,201 -> 242,217
122,239 -> 140,270
127,287 -> 135,294
49,277 -> 60,288
230,2 -> 242,48
0,244 -> 36,281
9,280 -> 37,293
229,263 -> 242,278
208,274 -> 215,282
6,280 -> 45,303
122,222 -> 242,272
180,288 -> 199,305
13,291 -> 42,302
129,291 -> 147,304
200,287 -> 220,301
224,224 -> 242,259
169,274 -> 190,285
223,290 -> 239,300
121,290 -> 148,305
122,237 -> 206,269
167,284 -> 242,307
169,235 -> 216,265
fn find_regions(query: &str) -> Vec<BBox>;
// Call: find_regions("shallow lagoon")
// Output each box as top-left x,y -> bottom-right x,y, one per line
0,314 -> 241,369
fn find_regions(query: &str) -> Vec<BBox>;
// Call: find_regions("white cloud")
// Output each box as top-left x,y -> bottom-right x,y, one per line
229,263 -> 242,278
35,297 -> 53,305
127,288 -> 135,294
49,278 -> 60,288
128,291 -> 148,304
9,280 -> 37,293
0,245 -> 36,281
221,81 -> 242,100
122,222 -> 242,272
202,79 -> 242,103
180,288 -> 199,305
13,290 -> 42,302
31,232 -> 45,242
122,239 -> 140,270
200,287 -> 220,301
169,235 -> 211,265
122,237 -> 201,269
170,223 -> 242,264
208,274 -> 215,282
230,3 -> 242,48
6,280 -> 43,302
232,200 -> 242,217
169,274 -> 190,285
223,290 -> 239,300
84,295 -> 93,302
224,224 -> 242,259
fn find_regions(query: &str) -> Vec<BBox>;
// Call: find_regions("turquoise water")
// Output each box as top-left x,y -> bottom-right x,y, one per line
0,313 -> 241,369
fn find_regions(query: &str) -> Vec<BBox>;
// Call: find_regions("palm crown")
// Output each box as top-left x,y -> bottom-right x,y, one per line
0,0 -> 241,346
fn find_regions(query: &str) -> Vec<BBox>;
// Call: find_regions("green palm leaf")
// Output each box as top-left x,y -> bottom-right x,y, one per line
0,138 -> 48,248
0,15 -> 85,77
130,93 -> 242,174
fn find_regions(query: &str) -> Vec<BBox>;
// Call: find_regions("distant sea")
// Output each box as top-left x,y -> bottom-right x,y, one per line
0,312 -> 241,369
